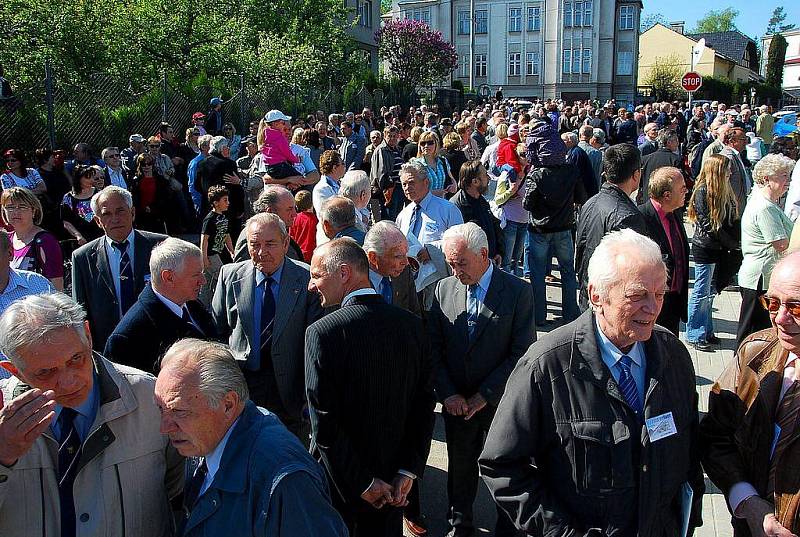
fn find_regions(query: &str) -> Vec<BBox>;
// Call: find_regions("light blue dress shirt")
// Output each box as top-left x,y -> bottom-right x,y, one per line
104,229 -> 136,317
199,416 -> 241,496
594,317 -> 647,402
51,372 -> 99,442
467,263 -> 493,310
395,191 -> 463,244
251,261 -> 284,368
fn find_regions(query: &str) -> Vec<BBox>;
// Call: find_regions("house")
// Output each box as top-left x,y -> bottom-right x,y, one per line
388,0 -> 642,106
346,0 -> 382,71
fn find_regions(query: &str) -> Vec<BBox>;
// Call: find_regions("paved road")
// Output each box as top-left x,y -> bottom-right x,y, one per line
407,241 -> 741,537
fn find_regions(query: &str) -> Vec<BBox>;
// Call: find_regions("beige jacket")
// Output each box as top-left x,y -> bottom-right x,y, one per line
0,356 -> 184,537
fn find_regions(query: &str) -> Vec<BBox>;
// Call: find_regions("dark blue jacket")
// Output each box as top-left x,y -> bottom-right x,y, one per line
181,402 -> 348,537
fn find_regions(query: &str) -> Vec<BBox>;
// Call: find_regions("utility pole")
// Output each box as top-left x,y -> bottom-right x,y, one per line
469,0 -> 474,91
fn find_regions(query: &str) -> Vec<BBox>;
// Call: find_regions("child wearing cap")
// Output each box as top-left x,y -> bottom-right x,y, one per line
258,110 -> 300,180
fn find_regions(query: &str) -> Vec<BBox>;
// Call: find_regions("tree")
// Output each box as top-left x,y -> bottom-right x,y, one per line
640,13 -> 667,33
381,0 -> 393,15
644,54 -> 683,102
767,7 -> 796,35
692,8 -> 739,33
765,33 -> 788,87
376,19 -> 457,90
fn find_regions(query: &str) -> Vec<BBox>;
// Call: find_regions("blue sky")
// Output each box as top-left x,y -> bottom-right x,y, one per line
642,1 -> 799,42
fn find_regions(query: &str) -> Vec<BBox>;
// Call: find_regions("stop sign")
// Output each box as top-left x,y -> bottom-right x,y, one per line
681,72 -> 703,92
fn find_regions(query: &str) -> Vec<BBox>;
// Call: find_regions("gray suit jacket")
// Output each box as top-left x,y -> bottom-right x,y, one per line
720,146 -> 751,213
428,267 -> 536,407
211,258 -> 322,417
71,229 -> 167,350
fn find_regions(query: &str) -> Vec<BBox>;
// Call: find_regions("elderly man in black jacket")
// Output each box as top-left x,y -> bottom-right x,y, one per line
575,143 -> 649,309
450,160 -> 504,265
637,129 -> 684,204
524,134 -> 586,326
196,135 -> 245,236
480,228 -> 705,537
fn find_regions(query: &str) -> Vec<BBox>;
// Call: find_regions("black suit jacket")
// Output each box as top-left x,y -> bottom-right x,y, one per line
638,200 -> 690,321
305,293 -> 435,506
72,229 -> 168,350
637,148 -> 684,204
428,268 -> 536,407
104,284 -> 218,373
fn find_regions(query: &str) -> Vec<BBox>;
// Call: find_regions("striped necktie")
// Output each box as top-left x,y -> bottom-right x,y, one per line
112,240 -> 135,315
769,380 -> 800,494
617,355 -> 642,416
58,408 -> 82,537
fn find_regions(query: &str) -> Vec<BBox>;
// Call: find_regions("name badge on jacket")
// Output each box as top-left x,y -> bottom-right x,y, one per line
645,412 -> 678,442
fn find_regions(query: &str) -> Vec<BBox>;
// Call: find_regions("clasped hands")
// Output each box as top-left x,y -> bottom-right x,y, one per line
443,393 -> 487,420
360,474 -> 414,510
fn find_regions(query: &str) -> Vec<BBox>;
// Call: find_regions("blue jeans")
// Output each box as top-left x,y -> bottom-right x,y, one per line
501,220 -> 527,275
686,262 -> 716,343
528,230 -> 579,324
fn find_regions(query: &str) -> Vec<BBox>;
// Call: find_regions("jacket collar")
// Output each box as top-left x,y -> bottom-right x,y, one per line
200,401 -> 263,494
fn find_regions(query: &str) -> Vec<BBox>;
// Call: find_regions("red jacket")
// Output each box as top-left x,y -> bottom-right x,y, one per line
290,211 -> 318,263
496,134 -> 523,175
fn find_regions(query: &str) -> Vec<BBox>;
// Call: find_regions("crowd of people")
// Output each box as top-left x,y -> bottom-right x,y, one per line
1,94 -> 800,537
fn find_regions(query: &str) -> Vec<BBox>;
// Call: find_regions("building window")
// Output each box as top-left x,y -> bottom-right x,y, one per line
460,55 -> 469,77
475,54 -> 487,77
564,2 -> 572,27
526,51 -> 540,75
527,6 -> 541,31
617,51 -> 633,75
458,11 -> 470,34
563,49 -> 571,73
509,52 -> 521,76
582,48 -> 592,73
572,48 -> 581,73
619,5 -> 634,30
584,0 -> 593,26
406,8 -> 431,25
475,10 -> 488,33
357,0 -> 372,28
573,1 -> 582,26
509,8 -> 522,32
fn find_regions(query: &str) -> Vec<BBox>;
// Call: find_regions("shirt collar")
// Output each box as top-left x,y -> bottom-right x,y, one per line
203,416 -> 240,484
342,287 -> 378,306
415,191 -> 434,211
152,286 -> 184,317
104,229 -> 135,249
650,198 -> 669,219
594,316 -> 644,369
368,268 -> 384,290
2,268 -> 30,295
54,370 -> 99,423
255,260 -> 284,287
473,263 -> 494,293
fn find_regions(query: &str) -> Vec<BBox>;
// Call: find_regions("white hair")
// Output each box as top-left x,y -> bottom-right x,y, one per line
363,220 -> 406,256
245,212 -> 287,240
587,229 -> 666,303
753,153 -> 796,186
400,159 -> 429,182
339,170 -> 370,200
149,237 -> 201,283
0,293 -> 88,369
161,339 -> 249,408
210,136 -> 229,153
198,134 -> 213,151
561,132 -> 578,145
442,222 -> 488,255
90,185 -> 133,215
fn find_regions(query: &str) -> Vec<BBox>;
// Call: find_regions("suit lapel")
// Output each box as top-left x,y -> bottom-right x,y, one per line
470,269 -> 504,348
95,239 -> 116,298
132,231 -> 150,291
234,263 -> 256,346
273,261 -> 302,341
452,280 -> 468,340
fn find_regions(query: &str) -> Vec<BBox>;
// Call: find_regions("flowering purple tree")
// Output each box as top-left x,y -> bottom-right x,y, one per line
375,19 -> 458,90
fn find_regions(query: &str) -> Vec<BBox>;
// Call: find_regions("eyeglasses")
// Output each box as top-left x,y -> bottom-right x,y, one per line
760,295 -> 800,316
420,140 -> 436,147
4,204 -> 31,212
148,145 -> 161,149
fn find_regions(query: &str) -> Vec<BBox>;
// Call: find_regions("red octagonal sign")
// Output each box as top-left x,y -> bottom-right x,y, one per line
681,72 -> 703,92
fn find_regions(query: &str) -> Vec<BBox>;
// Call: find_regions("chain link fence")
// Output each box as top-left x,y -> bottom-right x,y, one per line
0,64 -> 443,153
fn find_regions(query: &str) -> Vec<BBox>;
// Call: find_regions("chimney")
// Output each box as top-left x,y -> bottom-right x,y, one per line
670,21 -> 685,34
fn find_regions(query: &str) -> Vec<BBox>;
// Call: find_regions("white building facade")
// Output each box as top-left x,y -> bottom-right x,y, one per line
761,29 -> 800,101
393,0 -> 642,105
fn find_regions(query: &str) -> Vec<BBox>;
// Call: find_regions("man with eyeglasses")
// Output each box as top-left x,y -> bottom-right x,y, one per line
101,147 -> 128,189
720,127 -> 753,212
701,251 -> 800,537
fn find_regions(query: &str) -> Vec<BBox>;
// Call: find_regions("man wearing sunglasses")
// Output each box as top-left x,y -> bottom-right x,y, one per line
701,251 -> 800,537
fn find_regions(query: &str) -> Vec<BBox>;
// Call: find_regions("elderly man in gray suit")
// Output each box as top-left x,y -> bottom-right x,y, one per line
428,222 -> 535,537
72,186 -> 167,350
719,126 -> 752,212
212,212 -> 322,442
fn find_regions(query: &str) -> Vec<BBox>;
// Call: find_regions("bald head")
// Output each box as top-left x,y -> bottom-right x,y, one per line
767,252 -> 800,353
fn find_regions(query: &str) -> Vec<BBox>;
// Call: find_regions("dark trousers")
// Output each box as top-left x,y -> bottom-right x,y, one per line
443,409 -> 519,537
657,291 -> 683,336
331,485 -> 404,537
241,366 -> 309,446
737,285 -> 770,348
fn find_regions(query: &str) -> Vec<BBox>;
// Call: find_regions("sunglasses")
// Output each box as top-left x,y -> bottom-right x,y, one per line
420,140 -> 436,147
760,295 -> 800,316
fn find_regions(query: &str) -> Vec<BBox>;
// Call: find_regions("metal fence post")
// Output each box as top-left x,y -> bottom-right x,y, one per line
44,60 -> 56,150
239,74 -> 246,134
162,69 -> 168,122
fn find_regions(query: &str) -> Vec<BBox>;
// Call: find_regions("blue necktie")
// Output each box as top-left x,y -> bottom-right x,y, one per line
112,240 -> 135,315
408,205 -> 422,238
617,355 -> 642,416
467,284 -> 480,342
256,277 -> 276,369
57,408 -> 81,537
183,459 -> 208,510
380,277 -> 393,304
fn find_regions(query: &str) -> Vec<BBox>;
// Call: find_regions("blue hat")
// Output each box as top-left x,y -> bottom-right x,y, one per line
210,97 -> 222,106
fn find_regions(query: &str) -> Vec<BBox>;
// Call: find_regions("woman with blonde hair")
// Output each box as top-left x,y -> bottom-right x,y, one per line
416,130 -> 456,197
685,154 -> 740,350
735,152 -> 795,346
